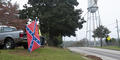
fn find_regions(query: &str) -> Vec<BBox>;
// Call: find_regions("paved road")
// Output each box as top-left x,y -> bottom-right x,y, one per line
68,47 -> 120,60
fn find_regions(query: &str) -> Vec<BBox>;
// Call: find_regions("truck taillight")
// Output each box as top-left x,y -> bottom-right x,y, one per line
20,33 -> 24,38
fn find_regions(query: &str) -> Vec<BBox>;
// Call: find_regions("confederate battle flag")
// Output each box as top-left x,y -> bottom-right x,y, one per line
26,19 -> 41,52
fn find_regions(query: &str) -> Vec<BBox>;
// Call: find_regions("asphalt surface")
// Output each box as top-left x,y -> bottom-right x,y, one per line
68,47 -> 120,60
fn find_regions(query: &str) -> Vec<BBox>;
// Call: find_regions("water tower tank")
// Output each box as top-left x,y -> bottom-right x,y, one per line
88,0 -> 98,13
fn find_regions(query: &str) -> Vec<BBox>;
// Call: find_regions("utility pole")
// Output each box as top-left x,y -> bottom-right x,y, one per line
116,19 -> 120,46
76,34 -> 78,41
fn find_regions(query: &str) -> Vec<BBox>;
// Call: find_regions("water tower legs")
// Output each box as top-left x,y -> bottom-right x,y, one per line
86,10 -> 101,47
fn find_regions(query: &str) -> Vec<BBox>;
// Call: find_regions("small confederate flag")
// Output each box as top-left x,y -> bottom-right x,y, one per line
26,19 -> 41,52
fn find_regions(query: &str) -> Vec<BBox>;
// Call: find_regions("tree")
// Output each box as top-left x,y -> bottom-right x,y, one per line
19,0 -> 86,46
0,1 -> 27,30
0,0 -> 4,3
93,25 -> 111,47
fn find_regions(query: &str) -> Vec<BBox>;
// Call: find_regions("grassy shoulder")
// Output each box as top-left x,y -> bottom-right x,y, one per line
0,47 -> 87,60
96,46 -> 120,51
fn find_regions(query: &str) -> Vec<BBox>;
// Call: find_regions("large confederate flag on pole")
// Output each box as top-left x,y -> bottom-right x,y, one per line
26,19 -> 41,52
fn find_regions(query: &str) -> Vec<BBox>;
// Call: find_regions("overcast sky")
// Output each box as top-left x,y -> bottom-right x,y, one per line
11,0 -> 120,41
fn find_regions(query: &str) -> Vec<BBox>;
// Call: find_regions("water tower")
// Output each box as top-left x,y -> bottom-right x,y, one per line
86,0 -> 101,46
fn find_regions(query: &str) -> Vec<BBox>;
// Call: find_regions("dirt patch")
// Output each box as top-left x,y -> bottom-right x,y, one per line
86,55 -> 102,60
9,48 -> 40,57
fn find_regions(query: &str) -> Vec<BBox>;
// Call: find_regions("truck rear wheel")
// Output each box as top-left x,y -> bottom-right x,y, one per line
4,38 -> 15,49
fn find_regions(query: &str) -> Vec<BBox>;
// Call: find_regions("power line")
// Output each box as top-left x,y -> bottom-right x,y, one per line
81,11 -> 89,18
105,20 -> 120,27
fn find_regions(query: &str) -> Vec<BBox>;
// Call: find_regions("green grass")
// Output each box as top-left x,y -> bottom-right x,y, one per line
96,46 -> 120,51
0,47 -> 87,60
